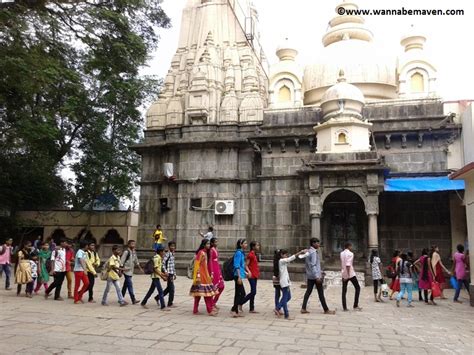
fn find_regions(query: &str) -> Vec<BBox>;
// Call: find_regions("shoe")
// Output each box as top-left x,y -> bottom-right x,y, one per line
44,293 -> 50,299
5,287 -> 12,291
74,301 -> 83,304
249,310 -> 259,314
353,307 -> 363,311
54,297 -> 64,301
208,311 -> 218,317
161,307 -> 170,311
343,308 -> 349,312
132,300 -> 140,305
324,310 -> 336,315
120,302 -> 128,307
26,293 -> 33,298
168,304 -> 177,308
238,305 -> 243,312
237,313 -> 244,317
454,300 -> 463,304
284,316 -> 295,320
273,309 -> 282,318
396,300 -> 400,308
230,312 -> 239,318
88,300 -> 96,303
300,309 -> 310,314
407,304 -> 414,308
101,302 -> 109,306
141,304 -> 148,309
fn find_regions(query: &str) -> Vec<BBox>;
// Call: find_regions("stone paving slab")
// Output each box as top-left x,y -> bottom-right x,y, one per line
0,275 -> 472,354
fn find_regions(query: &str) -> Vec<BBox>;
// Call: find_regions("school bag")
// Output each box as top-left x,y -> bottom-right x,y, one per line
143,258 -> 155,275
99,258 -> 109,281
222,256 -> 235,281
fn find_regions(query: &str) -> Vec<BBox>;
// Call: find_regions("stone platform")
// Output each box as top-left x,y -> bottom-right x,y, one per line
0,275 -> 472,354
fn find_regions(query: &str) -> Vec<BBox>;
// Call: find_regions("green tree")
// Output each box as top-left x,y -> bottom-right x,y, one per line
0,0 -> 170,216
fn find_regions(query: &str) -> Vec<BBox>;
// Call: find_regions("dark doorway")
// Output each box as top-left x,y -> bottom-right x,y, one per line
102,229 -> 124,245
322,190 -> 367,258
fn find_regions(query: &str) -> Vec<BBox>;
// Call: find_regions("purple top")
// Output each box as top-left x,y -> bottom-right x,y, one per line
453,252 -> 466,280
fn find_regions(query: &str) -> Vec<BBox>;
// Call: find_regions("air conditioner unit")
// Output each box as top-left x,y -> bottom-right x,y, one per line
214,200 -> 234,215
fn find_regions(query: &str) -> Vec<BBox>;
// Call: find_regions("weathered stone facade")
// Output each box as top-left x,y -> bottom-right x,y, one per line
134,99 -> 462,264
133,0 -> 467,275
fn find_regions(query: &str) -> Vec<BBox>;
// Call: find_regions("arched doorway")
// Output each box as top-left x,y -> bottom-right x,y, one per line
321,190 -> 367,258
76,228 -> 97,244
51,228 -> 66,244
101,229 -> 124,245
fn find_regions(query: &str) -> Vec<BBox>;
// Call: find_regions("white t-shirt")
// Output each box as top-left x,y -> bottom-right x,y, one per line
279,255 -> 296,288
51,248 -> 66,272
340,249 -> 356,279
74,249 -> 86,271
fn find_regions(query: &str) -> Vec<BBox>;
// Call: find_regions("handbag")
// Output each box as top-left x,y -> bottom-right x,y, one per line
431,281 -> 441,298
450,276 -> 458,289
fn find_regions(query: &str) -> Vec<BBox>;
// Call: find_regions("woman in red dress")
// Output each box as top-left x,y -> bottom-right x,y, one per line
389,250 -> 401,300
430,245 -> 451,299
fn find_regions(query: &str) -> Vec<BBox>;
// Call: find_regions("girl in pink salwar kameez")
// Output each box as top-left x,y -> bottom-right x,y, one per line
208,238 -> 225,310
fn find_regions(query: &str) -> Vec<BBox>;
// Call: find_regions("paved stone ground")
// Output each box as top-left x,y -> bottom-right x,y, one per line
0,275 -> 472,354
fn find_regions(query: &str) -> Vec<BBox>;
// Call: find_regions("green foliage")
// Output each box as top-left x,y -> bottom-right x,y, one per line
0,0 -> 170,213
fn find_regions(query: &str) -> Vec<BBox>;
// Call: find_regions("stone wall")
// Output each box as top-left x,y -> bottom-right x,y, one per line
378,192 -> 452,261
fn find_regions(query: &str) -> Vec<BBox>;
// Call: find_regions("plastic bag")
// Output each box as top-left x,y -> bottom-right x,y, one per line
431,281 -> 441,298
450,276 -> 458,289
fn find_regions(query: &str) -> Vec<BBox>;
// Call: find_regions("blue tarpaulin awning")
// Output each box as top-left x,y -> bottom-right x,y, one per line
384,176 -> 465,192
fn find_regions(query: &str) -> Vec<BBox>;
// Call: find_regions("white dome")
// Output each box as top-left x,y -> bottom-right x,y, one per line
303,1 -> 397,105
303,40 -> 397,104
321,73 -> 365,104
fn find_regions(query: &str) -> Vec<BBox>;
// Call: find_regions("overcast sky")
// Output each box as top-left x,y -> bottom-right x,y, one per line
146,0 -> 473,101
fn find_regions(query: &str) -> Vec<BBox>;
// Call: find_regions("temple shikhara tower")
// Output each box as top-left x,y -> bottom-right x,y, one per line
134,0 -> 471,282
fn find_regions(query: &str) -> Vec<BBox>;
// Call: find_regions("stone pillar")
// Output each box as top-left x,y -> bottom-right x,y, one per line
368,213 -> 379,251
310,213 -> 321,240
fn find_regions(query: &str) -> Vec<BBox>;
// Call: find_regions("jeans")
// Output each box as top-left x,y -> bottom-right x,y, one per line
0,263 -> 11,289
274,285 -> 281,309
231,277 -> 246,313
102,278 -> 126,305
46,271 -> 66,299
74,271 -> 90,302
397,282 -> 413,304
162,275 -> 175,306
122,274 -> 136,302
87,272 -> 95,301
142,278 -> 165,308
342,276 -> 361,310
302,278 -> 329,312
277,286 -> 292,318
26,277 -> 36,294
454,278 -> 470,301
242,278 -> 258,311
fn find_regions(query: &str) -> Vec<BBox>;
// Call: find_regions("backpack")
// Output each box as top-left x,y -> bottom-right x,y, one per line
143,258 -> 155,275
222,256 -> 235,281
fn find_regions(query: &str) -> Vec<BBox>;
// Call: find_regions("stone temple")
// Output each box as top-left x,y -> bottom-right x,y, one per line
133,0 -> 472,277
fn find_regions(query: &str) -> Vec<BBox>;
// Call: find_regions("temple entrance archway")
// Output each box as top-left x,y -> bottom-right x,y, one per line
321,189 -> 367,259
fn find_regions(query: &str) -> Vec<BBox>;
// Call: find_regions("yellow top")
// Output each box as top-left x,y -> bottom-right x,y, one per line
153,229 -> 166,244
152,254 -> 163,279
86,251 -> 100,275
106,255 -> 121,281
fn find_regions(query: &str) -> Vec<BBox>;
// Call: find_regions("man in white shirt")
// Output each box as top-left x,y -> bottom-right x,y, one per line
45,239 -> 67,301
199,226 -> 214,241
340,242 -> 362,311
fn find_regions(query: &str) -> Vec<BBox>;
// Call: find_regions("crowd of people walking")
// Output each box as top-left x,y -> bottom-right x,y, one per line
0,230 -> 470,319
